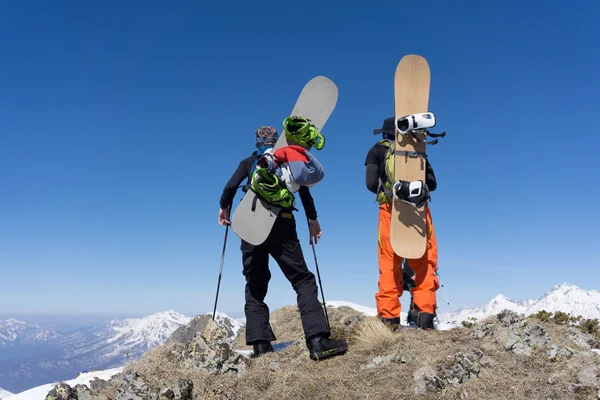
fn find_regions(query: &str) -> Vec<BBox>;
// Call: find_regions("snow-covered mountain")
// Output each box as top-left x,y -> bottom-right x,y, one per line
105,311 -> 191,354
0,320 -> 60,348
327,283 -> 600,331
0,311 -> 198,393
439,283 -> 600,328
0,387 -> 14,399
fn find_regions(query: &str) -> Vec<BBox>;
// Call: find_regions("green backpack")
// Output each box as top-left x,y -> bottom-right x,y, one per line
376,139 -> 395,205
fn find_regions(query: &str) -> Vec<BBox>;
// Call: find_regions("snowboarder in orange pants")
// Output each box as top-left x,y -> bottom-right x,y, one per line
365,117 -> 440,330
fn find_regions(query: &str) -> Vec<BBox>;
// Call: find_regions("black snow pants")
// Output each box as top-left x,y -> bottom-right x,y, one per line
241,212 -> 330,345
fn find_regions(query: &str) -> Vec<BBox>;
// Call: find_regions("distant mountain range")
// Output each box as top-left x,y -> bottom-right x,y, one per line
438,283 -> 600,328
0,310 -> 240,394
328,283 -> 600,329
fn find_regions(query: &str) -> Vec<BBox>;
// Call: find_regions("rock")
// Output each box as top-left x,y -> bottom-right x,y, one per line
269,362 -> 281,372
168,314 -> 214,345
567,383 -> 582,393
567,327 -> 600,350
361,351 -> 410,370
413,366 -> 442,395
471,323 -> 495,340
547,344 -> 574,361
444,353 -> 482,384
157,380 -> 192,400
577,365 -> 599,389
504,320 -> 550,355
89,377 -> 109,392
175,379 -> 193,400
181,320 -> 248,376
497,310 -> 524,327
115,372 -> 157,400
479,355 -> 496,368
44,382 -> 77,400
362,355 -> 393,370
73,385 -> 92,400
547,372 -> 563,385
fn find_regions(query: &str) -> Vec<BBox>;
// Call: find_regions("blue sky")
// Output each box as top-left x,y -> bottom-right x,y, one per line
1,0 -> 599,320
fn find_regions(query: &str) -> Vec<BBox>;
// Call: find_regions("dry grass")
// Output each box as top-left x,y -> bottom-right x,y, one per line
232,304 -> 366,350
96,317 -> 600,400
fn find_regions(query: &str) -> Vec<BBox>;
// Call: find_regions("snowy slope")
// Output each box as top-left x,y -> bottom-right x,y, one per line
7,368 -> 122,400
105,311 -> 191,355
0,387 -> 14,399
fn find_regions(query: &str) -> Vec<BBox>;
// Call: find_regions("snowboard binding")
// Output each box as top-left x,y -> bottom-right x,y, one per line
283,116 -> 325,150
393,180 -> 430,207
395,112 -> 446,146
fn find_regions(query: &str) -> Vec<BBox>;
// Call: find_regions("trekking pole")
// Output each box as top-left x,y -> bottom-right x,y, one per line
436,269 -> 450,307
307,218 -> 330,329
212,222 -> 230,321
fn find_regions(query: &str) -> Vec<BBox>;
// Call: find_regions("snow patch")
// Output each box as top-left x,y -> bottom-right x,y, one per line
0,387 -> 14,399
8,368 -> 122,400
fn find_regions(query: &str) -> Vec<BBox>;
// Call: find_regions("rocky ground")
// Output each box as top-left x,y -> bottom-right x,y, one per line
42,307 -> 600,400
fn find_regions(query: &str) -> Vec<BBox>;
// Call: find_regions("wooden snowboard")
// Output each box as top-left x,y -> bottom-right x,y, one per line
230,76 -> 338,245
390,55 -> 431,259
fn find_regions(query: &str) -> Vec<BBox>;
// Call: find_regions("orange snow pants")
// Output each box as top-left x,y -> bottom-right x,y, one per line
376,202 -> 439,319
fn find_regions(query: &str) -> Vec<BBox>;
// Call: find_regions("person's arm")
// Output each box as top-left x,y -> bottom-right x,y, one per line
364,145 -> 382,194
298,186 -> 321,244
298,186 -> 317,221
365,164 -> 379,194
218,157 -> 252,225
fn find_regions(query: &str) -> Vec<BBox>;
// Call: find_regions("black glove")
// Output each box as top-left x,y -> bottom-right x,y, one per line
393,180 -> 430,207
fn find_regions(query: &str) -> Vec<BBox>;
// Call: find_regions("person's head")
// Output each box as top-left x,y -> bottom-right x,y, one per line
373,117 -> 395,141
255,126 -> 278,150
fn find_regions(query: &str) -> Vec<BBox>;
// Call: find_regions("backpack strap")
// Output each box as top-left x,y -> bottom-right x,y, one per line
241,151 -> 261,193
375,139 -> 395,204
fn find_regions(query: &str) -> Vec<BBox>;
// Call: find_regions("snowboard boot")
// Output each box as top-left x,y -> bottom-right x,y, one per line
394,322 -> 419,332
378,316 -> 401,331
283,116 -> 325,150
395,112 -> 436,134
251,340 -> 274,358
408,310 -> 436,331
306,334 -> 348,361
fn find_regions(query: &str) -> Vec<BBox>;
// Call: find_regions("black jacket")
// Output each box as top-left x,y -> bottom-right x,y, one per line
219,152 -> 318,220
364,141 -> 437,195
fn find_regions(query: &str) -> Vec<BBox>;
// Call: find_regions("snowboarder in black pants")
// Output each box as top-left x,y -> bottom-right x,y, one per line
218,125 -> 347,360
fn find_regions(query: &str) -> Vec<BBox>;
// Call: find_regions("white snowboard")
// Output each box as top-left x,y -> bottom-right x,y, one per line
230,76 -> 338,245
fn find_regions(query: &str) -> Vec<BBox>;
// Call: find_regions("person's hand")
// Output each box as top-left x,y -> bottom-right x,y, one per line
309,219 -> 322,245
218,208 -> 230,226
